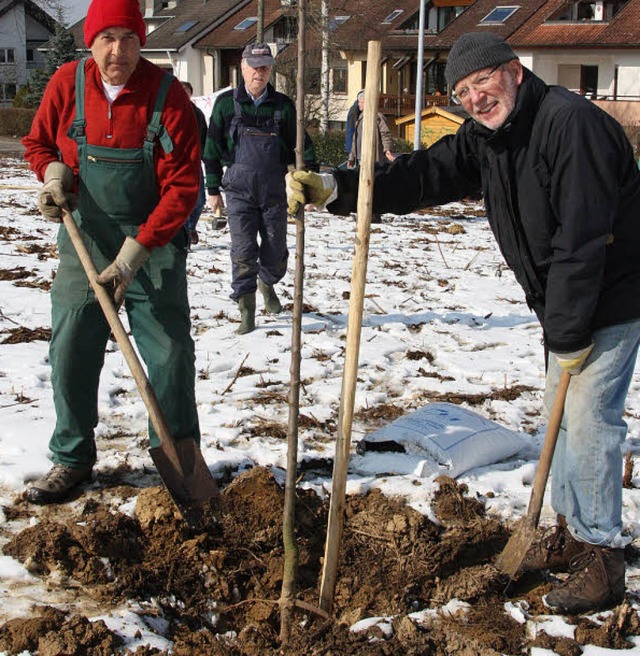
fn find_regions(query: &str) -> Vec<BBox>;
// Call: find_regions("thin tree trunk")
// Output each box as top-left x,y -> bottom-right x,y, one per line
279,0 -> 307,646
320,0 -> 330,134
256,0 -> 265,42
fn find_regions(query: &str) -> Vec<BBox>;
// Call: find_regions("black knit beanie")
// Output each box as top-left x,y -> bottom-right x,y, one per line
445,32 -> 517,89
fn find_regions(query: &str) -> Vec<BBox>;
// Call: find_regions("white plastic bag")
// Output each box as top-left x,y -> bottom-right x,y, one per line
362,402 -> 527,478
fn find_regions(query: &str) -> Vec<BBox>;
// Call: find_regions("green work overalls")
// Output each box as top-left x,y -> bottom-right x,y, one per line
48,59 -> 199,467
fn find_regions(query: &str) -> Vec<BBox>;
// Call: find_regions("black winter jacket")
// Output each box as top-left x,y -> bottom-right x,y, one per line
330,69 -> 640,353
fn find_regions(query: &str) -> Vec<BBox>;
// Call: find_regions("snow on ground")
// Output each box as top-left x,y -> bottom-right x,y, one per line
2,155 -> 640,653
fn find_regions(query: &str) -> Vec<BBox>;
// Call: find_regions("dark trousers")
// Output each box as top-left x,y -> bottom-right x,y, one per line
223,165 -> 288,301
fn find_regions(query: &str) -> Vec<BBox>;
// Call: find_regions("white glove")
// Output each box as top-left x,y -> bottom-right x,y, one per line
552,342 -> 594,375
37,162 -> 76,222
285,170 -> 337,215
95,237 -> 150,308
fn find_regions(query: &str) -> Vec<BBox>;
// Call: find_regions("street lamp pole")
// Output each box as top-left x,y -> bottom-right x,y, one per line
413,0 -> 425,150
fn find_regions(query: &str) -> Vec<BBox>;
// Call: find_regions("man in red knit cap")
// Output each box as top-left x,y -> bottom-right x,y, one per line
22,0 -> 203,503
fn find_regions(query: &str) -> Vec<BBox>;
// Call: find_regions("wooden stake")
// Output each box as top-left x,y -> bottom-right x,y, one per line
319,40 -> 382,614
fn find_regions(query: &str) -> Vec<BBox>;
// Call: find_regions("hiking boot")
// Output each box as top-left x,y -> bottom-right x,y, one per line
519,518 -> 585,573
543,546 -> 625,614
237,292 -> 256,334
257,279 -> 282,314
26,463 -> 93,505
189,230 -> 199,246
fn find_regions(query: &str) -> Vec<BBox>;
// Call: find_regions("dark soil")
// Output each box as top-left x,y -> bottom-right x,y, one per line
0,467 -> 637,655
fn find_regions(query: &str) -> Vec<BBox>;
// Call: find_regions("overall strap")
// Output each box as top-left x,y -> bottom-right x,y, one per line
229,89 -> 244,146
67,59 -> 88,143
144,72 -> 175,155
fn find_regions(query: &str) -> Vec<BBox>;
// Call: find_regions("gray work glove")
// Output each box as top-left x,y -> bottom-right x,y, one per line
95,237 -> 150,309
552,341 -> 594,375
37,162 -> 77,222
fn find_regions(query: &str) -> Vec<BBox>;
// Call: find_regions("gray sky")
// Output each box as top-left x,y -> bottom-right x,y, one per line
64,0 -> 91,26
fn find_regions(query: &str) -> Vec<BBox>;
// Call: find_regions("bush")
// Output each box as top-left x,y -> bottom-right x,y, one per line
0,108 -> 35,137
308,129 -> 348,168
309,128 -> 414,169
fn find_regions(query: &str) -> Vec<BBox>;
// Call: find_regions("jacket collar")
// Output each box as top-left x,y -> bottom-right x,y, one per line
235,81 -> 276,104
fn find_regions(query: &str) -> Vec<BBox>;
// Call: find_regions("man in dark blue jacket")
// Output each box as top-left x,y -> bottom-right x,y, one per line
286,32 -> 640,615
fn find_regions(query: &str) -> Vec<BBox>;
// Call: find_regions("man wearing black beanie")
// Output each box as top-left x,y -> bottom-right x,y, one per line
287,32 -> 640,615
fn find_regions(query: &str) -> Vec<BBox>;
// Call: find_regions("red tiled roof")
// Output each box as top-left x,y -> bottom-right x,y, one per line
510,0 -> 640,47
427,0 -> 548,49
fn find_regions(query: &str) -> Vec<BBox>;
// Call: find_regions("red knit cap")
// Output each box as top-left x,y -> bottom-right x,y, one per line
84,0 -> 146,47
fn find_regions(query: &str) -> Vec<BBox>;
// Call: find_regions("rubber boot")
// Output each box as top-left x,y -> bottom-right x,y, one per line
257,279 -> 283,314
237,292 -> 256,334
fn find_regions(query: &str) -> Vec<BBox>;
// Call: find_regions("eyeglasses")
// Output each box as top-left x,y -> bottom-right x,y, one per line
451,63 -> 502,104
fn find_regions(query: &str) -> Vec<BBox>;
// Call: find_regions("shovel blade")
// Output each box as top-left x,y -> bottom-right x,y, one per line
149,438 -> 219,530
495,519 -> 539,579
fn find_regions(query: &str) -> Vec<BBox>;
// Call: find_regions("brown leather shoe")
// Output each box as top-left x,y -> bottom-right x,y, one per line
519,519 -> 585,573
26,463 -> 93,505
544,546 -> 625,614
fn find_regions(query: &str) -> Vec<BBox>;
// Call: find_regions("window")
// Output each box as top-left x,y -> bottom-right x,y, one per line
548,0 -> 626,20
438,6 -> 465,30
1,83 -> 17,100
234,17 -> 258,30
273,16 -> 298,42
308,67 -> 321,93
581,65 -> 598,95
174,20 -> 198,33
332,67 -> 347,94
480,6 -> 520,22
329,15 -> 350,31
382,9 -> 404,24
0,48 -> 15,64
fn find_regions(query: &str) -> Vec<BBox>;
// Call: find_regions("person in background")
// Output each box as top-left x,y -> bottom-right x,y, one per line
347,89 -> 395,168
347,89 -> 395,223
287,32 -> 640,615
345,96 -> 360,156
22,0 -> 201,504
181,80 -> 208,247
203,42 -> 317,334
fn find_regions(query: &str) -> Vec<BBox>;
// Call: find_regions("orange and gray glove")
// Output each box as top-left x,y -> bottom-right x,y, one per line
95,237 -> 150,309
285,170 -> 337,215
552,342 -> 594,375
37,162 -> 77,222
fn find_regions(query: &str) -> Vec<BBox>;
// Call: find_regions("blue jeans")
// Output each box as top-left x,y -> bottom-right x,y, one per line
186,167 -> 206,232
545,319 -> 640,547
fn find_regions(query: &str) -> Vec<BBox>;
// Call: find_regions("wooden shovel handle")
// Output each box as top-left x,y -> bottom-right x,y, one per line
61,209 -> 183,473
525,369 -> 571,527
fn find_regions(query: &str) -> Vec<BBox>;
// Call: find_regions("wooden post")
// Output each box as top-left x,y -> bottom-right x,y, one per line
319,40 -> 382,614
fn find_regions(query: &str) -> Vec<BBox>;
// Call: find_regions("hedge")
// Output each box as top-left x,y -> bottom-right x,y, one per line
0,108 -> 36,137
308,128 -> 413,169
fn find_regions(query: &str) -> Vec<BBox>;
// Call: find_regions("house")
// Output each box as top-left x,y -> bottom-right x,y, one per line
428,0 -> 640,101
63,0 -> 640,130
395,104 -> 468,146
0,0 -> 56,106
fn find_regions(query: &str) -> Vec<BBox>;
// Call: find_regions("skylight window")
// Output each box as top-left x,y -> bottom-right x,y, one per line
382,9 -> 404,23
174,20 -> 199,33
234,17 -> 258,30
480,6 -> 519,22
329,15 -> 350,31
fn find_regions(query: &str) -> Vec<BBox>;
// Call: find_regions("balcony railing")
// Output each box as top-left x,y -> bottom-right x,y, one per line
378,93 -> 451,116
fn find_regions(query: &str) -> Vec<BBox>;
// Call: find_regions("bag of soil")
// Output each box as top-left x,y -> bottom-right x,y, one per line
359,402 -> 527,478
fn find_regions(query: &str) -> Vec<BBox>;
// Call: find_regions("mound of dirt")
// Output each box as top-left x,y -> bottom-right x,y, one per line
1,468 -> 637,655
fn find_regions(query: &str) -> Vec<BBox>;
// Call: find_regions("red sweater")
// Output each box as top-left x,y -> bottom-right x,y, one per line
23,57 -> 200,250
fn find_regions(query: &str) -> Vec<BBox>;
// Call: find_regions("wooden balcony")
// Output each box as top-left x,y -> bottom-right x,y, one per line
378,93 -> 451,116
